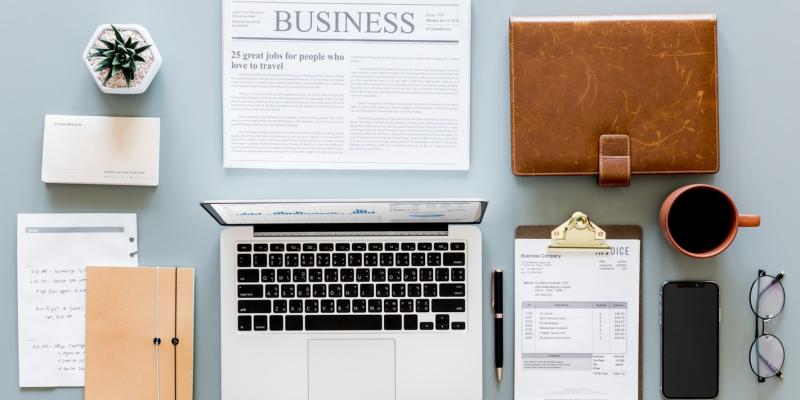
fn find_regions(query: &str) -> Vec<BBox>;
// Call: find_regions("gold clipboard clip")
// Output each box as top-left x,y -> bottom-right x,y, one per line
548,211 -> 610,253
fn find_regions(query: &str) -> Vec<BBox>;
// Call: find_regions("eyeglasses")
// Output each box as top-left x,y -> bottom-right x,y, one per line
749,269 -> 785,382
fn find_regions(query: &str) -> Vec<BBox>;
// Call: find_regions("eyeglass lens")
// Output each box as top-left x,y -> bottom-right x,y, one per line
750,334 -> 784,379
749,275 -> 784,320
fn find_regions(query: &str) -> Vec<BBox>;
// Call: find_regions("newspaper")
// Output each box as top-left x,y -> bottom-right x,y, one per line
222,0 -> 471,170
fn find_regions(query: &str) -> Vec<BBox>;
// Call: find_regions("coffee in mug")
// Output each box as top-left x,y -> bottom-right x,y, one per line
660,184 -> 760,258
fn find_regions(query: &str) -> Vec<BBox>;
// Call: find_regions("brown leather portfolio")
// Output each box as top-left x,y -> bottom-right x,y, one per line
85,267 -> 194,400
509,14 -> 719,186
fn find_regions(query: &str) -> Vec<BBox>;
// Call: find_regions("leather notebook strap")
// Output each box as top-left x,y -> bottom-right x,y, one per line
598,134 -> 631,187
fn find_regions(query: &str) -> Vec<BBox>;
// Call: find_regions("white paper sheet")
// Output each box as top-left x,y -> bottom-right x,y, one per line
514,239 -> 640,400
222,0 -> 471,170
17,214 -> 138,387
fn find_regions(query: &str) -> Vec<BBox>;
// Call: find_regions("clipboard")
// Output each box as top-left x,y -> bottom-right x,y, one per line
515,212 -> 643,400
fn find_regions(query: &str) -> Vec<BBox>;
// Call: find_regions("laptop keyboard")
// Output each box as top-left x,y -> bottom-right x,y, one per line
235,240 -> 468,332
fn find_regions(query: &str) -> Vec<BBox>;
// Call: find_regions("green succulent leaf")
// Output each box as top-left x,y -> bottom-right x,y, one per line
124,68 -> 133,86
103,67 -> 114,84
133,55 -> 145,62
94,59 -> 112,71
99,39 -> 115,49
111,25 -> 124,43
135,44 -> 152,54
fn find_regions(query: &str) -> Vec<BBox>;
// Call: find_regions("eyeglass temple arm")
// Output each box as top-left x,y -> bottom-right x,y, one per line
755,272 -> 763,340
758,352 -> 780,375
757,271 -> 785,297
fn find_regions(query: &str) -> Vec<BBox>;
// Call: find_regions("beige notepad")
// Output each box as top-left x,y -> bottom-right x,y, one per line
42,115 -> 160,186
85,267 -> 194,400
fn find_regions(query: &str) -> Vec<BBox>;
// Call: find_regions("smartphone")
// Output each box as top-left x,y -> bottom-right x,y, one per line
660,281 -> 719,399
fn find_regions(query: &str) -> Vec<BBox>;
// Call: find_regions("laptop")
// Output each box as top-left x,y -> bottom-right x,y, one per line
202,199 -> 487,400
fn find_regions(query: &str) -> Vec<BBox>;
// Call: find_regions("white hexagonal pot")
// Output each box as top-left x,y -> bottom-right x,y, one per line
83,24 -> 162,95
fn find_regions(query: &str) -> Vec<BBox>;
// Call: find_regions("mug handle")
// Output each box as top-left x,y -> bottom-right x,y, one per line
738,214 -> 761,228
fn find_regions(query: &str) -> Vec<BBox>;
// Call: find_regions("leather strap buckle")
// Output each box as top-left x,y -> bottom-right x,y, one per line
598,134 -> 631,187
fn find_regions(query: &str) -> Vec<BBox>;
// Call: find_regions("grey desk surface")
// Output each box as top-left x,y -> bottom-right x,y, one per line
1,0 -> 797,399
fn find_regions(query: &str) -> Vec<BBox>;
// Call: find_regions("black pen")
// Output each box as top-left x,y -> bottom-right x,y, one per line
491,268 -> 504,381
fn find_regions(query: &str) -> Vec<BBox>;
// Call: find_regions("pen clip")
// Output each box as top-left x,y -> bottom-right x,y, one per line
490,270 -> 495,312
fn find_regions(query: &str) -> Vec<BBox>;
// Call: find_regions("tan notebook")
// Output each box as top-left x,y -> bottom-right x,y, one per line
509,14 -> 719,186
85,267 -> 194,400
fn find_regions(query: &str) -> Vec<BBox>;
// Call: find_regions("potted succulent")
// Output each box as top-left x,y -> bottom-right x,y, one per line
83,24 -> 162,94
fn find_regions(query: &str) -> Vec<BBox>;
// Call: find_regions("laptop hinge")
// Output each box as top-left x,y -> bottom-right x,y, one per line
253,223 -> 449,237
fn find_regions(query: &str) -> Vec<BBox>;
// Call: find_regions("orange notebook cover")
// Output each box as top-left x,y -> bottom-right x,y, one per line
85,267 -> 194,400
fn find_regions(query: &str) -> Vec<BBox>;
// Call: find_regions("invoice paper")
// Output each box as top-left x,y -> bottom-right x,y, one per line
222,0 -> 471,170
17,214 -> 138,387
514,239 -> 640,400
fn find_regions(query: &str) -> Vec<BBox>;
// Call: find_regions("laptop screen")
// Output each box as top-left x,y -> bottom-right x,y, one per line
201,200 -> 487,226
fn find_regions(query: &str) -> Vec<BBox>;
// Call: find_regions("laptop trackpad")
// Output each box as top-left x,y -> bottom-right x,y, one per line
308,339 -> 396,400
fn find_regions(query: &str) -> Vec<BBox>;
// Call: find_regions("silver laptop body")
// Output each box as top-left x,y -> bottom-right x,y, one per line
202,199 -> 487,400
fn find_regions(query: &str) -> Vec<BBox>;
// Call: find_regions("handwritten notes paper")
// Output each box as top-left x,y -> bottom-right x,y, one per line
17,214 -> 137,387
23,266 -> 87,378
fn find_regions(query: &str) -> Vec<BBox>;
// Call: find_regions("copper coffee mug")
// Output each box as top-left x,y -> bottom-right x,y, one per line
660,184 -> 760,258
